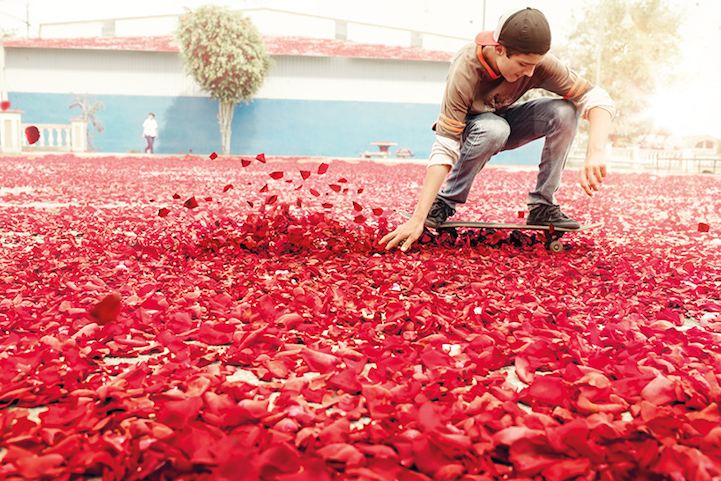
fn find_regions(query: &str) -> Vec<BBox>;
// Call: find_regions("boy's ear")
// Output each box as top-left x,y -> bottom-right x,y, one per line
494,45 -> 506,58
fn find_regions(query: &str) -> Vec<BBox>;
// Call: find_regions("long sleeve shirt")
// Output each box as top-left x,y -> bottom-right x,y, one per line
429,41 -> 615,167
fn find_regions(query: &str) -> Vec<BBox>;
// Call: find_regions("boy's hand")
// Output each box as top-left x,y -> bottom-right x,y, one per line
579,151 -> 607,196
380,218 -> 425,252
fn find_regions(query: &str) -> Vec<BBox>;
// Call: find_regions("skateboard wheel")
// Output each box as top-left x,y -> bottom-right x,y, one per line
548,240 -> 563,252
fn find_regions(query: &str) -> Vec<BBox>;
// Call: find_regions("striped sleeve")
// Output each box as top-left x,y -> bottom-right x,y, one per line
432,45 -> 477,142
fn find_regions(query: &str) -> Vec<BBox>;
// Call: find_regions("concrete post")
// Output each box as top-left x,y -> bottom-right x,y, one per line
70,118 -> 87,152
0,110 -> 23,153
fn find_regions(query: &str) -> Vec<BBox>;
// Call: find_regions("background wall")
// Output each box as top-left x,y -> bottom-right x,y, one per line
5,44 -> 543,163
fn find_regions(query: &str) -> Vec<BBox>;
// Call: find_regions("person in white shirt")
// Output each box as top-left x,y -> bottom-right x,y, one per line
142,113 -> 159,154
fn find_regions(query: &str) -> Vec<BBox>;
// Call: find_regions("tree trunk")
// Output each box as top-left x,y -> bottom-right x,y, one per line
218,101 -> 234,154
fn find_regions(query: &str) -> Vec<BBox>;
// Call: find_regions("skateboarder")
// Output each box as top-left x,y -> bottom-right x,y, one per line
381,7 -> 615,252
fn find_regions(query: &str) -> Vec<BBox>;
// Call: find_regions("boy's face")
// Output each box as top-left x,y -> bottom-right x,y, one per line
495,47 -> 545,82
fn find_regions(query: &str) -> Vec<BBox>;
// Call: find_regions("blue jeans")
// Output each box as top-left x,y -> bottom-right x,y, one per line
438,98 -> 580,210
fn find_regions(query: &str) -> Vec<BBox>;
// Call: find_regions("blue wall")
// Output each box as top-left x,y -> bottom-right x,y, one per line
8,92 -> 543,164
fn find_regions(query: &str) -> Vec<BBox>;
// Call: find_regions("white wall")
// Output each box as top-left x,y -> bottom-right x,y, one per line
5,48 -> 449,104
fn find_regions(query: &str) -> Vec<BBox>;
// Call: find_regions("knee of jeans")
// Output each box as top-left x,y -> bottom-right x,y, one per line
467,119 -> 510,148
551,101 -> 580,127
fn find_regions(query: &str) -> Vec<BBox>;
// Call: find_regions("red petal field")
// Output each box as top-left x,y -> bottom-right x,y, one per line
1,154 -> 720,480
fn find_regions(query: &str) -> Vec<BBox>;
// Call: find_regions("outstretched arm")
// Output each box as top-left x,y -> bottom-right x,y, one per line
579,107 -> 612,196
380,164 -> 451,251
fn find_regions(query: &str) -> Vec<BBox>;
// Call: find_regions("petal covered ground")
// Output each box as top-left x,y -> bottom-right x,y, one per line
1,154 -> 721,481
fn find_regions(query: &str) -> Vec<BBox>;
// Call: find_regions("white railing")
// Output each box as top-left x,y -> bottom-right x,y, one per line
21,123 -> 72,151
20,119 -> 87,152
569,146 -> 720,173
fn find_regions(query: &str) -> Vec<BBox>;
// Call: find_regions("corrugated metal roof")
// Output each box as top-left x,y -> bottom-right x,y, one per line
3,35 -> 454,62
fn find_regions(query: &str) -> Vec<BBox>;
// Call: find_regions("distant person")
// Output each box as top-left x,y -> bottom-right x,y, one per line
142,113 -> 158,154
381,7 -> 615,252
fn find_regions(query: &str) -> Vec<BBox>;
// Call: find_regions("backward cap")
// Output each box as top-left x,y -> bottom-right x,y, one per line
498,7 -> 551,54
478,7 -> 551,55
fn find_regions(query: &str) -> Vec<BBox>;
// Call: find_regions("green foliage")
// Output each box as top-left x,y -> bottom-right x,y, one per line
175,5 -> 271,105
68,93 -> 105,152
560,0 -> 684,142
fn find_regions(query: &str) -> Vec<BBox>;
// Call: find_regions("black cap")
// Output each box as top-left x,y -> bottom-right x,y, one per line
475,7 -> 552,55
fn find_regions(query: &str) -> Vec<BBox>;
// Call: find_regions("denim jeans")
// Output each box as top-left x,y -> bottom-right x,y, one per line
438,98 -> 580,210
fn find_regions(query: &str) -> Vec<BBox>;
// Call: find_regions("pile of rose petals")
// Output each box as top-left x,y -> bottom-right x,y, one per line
1,153 -> 720,481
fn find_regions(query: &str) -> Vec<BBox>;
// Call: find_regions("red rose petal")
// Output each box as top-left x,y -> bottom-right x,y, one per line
322,203 -> 333,209
329,184 -> 341,192
337,178 -> 348,183
266,195 -> 278,205
184,196 -> 199,209
15,453 -> 65,478
318,163 -> 329,174
270,171 -> 284,180
25,126 -> 40,144
300,170 -> 311,180
258,443 -> 301,475
420,348 -> 453,370
158,207 -> 170,217
352,201 -> 363,212
641,375 -> 678,405
328,370 -> 362,393
526,376 -> 567,406
302,347 -> 340,373
698,222 -> 710,232
260,184 -> 269,193
309,188 -> 321,197
354,215 -> 366,223
518,211 -> 525,218
242,159 -> 252,167
372,208 -> 384,216
157,397 -> 204,428
223,184 -> 234,192
357,188 -> 364,194
316,443 -> 365,466
172,193 -> 181,199
88,292 -> 122,325
209,152 -> 218,160
493,426 -> 545,446
256,153 -> 266,163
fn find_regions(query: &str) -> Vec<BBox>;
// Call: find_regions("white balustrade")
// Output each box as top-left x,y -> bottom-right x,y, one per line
21,123 -> 73,151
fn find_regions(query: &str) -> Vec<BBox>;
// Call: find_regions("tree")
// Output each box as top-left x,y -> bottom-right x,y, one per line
69,93 -> 105,152
175,6 -> 271,155
559,0 -> 683,144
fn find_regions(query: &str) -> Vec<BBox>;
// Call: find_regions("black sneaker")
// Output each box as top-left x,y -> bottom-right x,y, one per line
526,204 -> 581,229
425,197 -> 456,228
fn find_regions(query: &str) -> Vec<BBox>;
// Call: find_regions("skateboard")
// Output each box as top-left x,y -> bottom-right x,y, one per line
399,212 -> 602,252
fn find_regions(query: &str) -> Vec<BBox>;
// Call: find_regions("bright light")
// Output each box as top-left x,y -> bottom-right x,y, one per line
647,86 -> 721,139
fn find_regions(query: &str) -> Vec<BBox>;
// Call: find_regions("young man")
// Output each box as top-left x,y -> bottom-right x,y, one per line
381,7 -> 615,252
142,113 -> 159,154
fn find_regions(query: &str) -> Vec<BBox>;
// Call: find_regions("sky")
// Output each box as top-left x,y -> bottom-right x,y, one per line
2,0 -> 721,138
0,0 -> 583,39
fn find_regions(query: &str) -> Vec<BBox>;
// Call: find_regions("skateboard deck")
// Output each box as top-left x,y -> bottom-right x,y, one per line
399,212 -> 602,251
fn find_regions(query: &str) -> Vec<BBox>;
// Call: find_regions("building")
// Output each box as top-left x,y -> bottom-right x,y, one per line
3,35 -> 455,158
1,9 -> 461,158
3,8 -> 549,163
